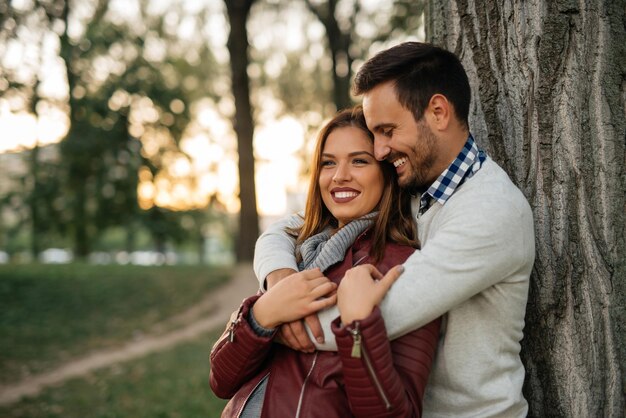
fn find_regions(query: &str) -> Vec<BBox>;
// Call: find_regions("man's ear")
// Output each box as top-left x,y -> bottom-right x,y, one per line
426,94 -> 451,131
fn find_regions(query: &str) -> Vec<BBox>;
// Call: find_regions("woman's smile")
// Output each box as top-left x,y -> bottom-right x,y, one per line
331,187 -> 361,202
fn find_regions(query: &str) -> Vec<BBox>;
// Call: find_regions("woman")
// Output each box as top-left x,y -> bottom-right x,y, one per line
210,107 -> 440,417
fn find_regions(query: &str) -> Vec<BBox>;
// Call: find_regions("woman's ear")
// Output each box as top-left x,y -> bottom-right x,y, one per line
426,94 -> 451,131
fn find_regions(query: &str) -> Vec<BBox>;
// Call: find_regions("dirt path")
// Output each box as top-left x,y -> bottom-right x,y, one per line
0,263 -> 259,406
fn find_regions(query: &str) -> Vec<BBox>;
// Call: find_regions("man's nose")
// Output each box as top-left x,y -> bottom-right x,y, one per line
374,138 -> 391,161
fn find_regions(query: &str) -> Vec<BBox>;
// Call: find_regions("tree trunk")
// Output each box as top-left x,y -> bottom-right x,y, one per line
28,49 -> 44,260
305,0 -> 353,111
225,0 -> 260,262
426,1 -> 625,416
29,144 -> 41,259
58,0 -> 109,259
58,0 -> 89,259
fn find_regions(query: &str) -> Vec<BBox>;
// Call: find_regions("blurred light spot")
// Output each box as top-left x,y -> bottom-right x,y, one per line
170,99 -> 185,114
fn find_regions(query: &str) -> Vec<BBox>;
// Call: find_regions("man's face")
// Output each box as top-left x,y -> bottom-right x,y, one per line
362,81 -> 438,190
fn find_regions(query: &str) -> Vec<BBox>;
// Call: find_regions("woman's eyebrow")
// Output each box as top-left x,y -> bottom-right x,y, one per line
348,151 -> 375,158
321,150 -> 375,158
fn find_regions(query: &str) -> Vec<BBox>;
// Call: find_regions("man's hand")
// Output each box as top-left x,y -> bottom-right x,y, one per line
337,264 -> 404,324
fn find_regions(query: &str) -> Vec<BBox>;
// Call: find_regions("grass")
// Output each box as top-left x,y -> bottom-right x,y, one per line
0,263 -> 232,385
0,332 -> 229,418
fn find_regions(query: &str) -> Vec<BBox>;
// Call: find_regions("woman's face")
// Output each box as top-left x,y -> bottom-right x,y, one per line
319,126 -> 385,228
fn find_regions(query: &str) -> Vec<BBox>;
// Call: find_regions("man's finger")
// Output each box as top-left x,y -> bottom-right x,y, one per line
377,265 -> 405,293
279,322 -> 311,352
304,314 -> 324,344
286,321 -> 315,352
278,324 -> 302,350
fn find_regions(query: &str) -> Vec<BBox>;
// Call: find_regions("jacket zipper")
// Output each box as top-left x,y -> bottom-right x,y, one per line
228,303 -> 246,342
211,303 -> 245,358
350,322 -> 392,411
295,352 -> 319,418
236,372 -> 270,418
228,316 -> 237,343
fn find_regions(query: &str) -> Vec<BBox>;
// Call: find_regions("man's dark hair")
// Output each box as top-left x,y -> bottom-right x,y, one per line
353,42 -> 471,127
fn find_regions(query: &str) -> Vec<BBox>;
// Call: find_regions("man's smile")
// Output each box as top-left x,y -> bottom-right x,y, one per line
393,156 -> 408,168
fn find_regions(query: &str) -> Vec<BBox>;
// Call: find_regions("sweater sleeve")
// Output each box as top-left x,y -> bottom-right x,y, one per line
332,307 -> 441,418
380,181 -> 535,338
209,295 -> 275,399
253,213 -> 303,290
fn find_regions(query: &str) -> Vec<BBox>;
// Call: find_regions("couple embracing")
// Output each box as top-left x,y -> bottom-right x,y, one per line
210,42 -> 535,418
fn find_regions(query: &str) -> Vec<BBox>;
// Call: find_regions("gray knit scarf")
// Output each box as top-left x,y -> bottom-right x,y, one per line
297,212 -> 378,272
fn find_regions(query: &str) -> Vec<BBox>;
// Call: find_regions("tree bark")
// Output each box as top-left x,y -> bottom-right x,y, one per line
225,0 -> 259,262
426,1 -> 625,416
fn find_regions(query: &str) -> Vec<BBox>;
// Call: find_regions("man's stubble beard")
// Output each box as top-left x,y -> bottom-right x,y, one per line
399,122 -> 437,192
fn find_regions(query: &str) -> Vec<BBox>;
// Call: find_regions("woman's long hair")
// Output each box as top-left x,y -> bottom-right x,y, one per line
290,106 -> 418,263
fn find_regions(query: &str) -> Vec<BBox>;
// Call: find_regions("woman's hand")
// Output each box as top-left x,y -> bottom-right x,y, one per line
253,268 -> 337,329
337,264 -> 404,324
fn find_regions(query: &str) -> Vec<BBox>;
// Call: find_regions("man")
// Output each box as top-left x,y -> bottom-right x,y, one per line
254,42 -> 535,417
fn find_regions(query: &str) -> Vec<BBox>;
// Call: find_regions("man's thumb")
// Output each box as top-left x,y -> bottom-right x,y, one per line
380,265 -> 404,290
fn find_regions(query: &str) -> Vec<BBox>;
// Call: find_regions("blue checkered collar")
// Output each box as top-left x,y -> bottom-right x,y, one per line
420,134 -> 486,213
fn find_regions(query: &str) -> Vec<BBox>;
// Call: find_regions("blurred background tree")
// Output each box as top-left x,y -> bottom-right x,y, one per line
224,0 -> 259,262
1,0 -> 227,262
0,0 -> 423,263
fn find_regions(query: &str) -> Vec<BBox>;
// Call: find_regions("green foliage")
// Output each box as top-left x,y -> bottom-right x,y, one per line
0,334 -> 228,418
0,263 -> 231,384
255,0 -> 425,119
0,0 -> 425,260
57,3 -> 208,256
1,1 -> 223,258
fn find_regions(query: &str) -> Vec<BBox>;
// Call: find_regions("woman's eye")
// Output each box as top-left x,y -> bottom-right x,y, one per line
321,160 -> 335,167
353,158 -> 368,165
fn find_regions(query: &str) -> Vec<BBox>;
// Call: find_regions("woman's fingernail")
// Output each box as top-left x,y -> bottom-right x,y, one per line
397,265 -> 405,274
317,337 -> 324,343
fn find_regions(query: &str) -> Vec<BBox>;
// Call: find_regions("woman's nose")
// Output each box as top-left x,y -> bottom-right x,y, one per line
333,163 -> 351,182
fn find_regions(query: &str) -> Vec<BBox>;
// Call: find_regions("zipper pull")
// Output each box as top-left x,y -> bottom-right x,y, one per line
228,303 -> 245,343
228,320 -> 236,342
350,323 -> 361,358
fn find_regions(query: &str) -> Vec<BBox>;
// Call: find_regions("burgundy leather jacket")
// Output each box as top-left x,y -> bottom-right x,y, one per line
209,233 -> 440,417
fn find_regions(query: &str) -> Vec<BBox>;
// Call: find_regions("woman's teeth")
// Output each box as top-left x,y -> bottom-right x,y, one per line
335,191 -> 358,198
393,157 -> 408,168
